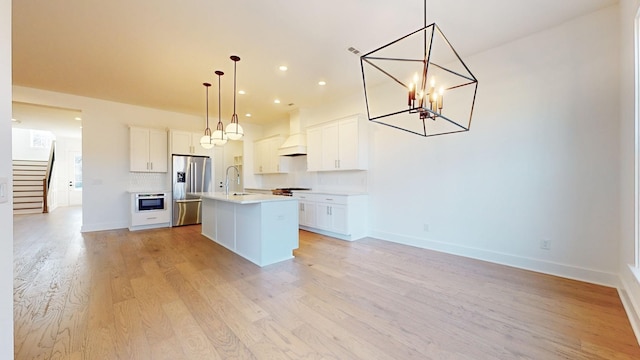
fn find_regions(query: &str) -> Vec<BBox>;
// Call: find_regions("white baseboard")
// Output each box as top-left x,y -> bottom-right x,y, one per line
620,265 -> 640,345
81,221 -> 128,233
368,230 -> 619,288
299,225 -> 359,241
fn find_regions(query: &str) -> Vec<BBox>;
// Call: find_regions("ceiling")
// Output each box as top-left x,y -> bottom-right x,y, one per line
12,0 -> 617,129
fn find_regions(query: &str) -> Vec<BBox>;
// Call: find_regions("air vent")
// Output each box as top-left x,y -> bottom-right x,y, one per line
347,46 -> 361,55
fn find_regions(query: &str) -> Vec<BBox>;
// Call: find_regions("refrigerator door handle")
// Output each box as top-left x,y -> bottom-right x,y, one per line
192,162 -> 197,192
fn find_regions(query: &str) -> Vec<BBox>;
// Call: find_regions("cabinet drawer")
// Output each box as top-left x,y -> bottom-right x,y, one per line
292,193 -> 348,204
315,195 -> 348,205
292,193 -> 320,202
131,210 -> 170,226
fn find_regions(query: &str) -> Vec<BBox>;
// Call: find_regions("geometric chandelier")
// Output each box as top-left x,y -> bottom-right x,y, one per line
360,0 -> 478,137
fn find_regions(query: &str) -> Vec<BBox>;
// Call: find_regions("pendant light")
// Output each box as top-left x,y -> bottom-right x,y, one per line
199,82 -> 214,149
225,55 -> 244,140
211,70 -> 228,146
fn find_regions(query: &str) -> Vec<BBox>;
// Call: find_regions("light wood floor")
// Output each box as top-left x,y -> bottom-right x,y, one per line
14,206 -> 640,359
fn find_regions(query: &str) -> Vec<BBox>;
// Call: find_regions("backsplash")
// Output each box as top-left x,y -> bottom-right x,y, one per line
260,156 -> 368,193
128,172 -> 168,192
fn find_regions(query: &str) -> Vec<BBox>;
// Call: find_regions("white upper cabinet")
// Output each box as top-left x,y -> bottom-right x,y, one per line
130,127 -> 168,172
306,114 -> 368,172
170,130 -> 211,157
253,135 -> 289,174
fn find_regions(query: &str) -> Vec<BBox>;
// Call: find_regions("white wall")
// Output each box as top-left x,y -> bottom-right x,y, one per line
268,6 -> 622,286
11,128 -> 53,160
619,0 -> 640,341
1,0 -> 13,357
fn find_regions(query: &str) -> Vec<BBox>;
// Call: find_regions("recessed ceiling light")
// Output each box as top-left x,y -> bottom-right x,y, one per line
279,65 -> 288,71
74,117 -> 82,121
238,90 -> 246,95
274,99 -> 281,104
245,113 -> 252,117
318,81 -> 327,86
11,118 -> 17,122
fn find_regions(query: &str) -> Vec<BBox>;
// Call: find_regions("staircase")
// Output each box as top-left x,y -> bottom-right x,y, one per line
13,160 -> 48,215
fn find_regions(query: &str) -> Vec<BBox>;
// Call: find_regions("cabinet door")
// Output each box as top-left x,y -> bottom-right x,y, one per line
253,140 -> 266,174
192,133 -> 212,156
267,137 -> 288,173
322,123 -> 340,170
298,201 -> 307,226
265,137 -> 278,173
306,127 -> 323,171
148,129 -> 168,172
130,127 -> 151,172
171,130 -> 193,155
299,201 -> 316,227
315,203 -> 331,230
337,118 -> 359,169
254,137 -> 287,174
329,204 -> 348,234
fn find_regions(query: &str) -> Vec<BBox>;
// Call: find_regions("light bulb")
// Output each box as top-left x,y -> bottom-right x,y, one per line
200,135 -> 214,149
211,130 -> 228,146
225,123 -> 244,140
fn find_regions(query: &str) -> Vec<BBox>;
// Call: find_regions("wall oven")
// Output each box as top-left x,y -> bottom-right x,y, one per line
135,193 -> 167,212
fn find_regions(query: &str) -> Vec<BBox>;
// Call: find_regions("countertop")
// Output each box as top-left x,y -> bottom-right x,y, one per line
244,188 -> 367,196
244,187 -> 274,192
191,192 -> 298,204
291,190 -> 368,196
128,190 -> 170,194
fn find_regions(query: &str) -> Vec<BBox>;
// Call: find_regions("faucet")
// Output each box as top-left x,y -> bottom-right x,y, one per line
225,165 -> 241,195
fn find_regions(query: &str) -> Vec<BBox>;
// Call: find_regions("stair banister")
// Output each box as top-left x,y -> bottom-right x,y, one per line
43,140 -> 55,213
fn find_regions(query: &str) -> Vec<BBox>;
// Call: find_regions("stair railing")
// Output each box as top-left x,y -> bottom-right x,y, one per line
43,140 -> 56,213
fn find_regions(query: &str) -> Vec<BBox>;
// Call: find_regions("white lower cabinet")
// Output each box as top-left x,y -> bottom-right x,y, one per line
297,196 -> 317,227
316,203 -> 347,234
129,193 -> 171,231
292,192 -> 367,241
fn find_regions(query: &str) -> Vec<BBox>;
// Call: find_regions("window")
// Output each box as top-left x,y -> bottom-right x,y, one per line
73,154 -> 82,190
30,130 -> 54,149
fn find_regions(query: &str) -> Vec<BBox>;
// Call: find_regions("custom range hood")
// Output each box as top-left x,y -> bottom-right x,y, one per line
278,109 -> 307,156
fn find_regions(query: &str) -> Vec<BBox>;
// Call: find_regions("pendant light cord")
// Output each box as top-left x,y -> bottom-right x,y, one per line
203,82 -> 211,136
230,55 -> 241,126
233,60 -> 237,116
214,70 -> 224,131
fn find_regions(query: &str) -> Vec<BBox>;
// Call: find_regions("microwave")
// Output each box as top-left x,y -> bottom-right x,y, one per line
135,193 -> 167,212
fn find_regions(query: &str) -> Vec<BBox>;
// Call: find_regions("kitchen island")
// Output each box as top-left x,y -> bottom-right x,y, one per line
192,192 -> 299,267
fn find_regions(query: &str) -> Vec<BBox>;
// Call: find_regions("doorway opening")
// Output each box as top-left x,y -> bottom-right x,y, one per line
11,102 -> 83,214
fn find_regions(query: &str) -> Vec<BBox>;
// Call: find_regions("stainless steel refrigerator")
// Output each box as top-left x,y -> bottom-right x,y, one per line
172,155 -> 211,226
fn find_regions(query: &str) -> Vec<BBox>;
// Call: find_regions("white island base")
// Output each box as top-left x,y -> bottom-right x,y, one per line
198,193 -> 299,267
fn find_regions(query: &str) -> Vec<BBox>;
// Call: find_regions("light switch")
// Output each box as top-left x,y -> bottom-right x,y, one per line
0,177 -> 7,204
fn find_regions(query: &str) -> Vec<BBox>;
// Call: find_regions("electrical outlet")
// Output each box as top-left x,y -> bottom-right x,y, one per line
423,223 -> 429,232
540,239 -> 551,250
